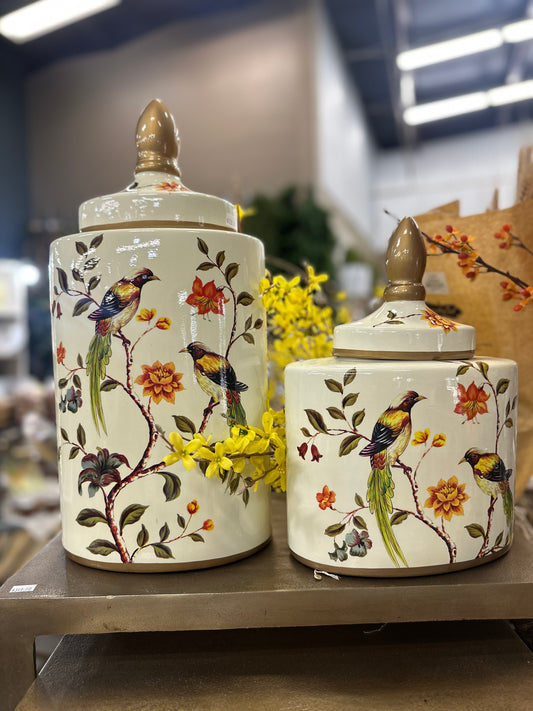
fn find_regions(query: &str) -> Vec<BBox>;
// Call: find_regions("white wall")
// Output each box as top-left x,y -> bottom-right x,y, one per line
372,121 -> 533,250
26,0 -> 314,232
312,1 -> 375,254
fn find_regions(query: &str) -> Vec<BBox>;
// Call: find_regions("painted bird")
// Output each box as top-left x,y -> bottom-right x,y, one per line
359,391 -> 426,568
86,267 -> 159,434
180,342 -> 247,428
459,448 -> 513,529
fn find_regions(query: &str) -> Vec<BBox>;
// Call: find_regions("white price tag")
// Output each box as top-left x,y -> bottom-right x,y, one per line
9,584 -> 37,593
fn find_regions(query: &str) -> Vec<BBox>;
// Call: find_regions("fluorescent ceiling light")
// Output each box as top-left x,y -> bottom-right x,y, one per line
396,30 -> 502,71
502,18 -> 533,43
404,92 -> 489,126
0,0 -> 121,44
404,79 -> 533,125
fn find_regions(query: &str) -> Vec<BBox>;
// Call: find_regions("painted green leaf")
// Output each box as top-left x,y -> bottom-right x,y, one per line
72,298 -> 92,317
342,393 -> 359,408
177,513 -> 186,529
339,434 -> 361,457
355,493 -> 365,507
343,368 -> 357,386
326,406 -> 345,420
324,379 -> 343,393
353,515 -> 368,530
197,237 -> 209,255
152,543 -> 174,559
301,427 -> 312,438
58,378 -> 68,389
60,428 -> 69,441
237,291 -> 254,306
77,353 -> 84,367
189,533 -> 205,543
172,415 -> 196,434
225,262 -> 239,284
324,522 -> 346,537
87,539 -> 119,556
197,261 -> 215,271
100,379 -> 119,392
456,364 -> 470,376
465,523 -> 485,539
512,396 -> 517,411
160,472 -> 181,501
477,361 -> 489,379
216,250 -> 225,267
390,510 -> 409,526
57,267 -> 69,292
69,446 -> 80,460
254,319 -> 263,329
351,409 -> 365,428
495,531 -> 504,547
77,424 -> 86,448
505,418 -> 513,428
243,332 -> 255,345
245,315 -> 253,331
119,504 -> 148,534
72,269 -> 84,283
73,374 -> 82,389
137,524 -> 149,547
506,400 -> 511,417
243,488 -> 250,506
84,257 -> 100,271
496,378 -> 510,395
88,276 -> 100,292
90,234 -> 103,249
76,508 -> 107,527
75,241 -> 88,255
159,522 -> 170,542
304,409 -> 328,434
384,320 -> 404,325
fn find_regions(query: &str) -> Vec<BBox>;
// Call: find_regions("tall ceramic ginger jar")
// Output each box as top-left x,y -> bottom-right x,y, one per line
50,100 -> 270,571
285,217 -> 517,577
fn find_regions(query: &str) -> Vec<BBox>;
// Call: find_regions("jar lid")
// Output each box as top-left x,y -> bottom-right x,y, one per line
333,217 -> 475,360
79,99 -> 238,233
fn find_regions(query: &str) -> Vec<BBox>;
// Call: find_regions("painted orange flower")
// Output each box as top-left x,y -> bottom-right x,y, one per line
425,476 -> 469,521
432,433 -> 446,448
187,500 -> 199,515
202,519 -> 214,531
186,276 -> 229,316
412,429 -> 430,446
156,181 -> 190,192
56,342 -> 66,365
135,361 -> 184,404
136,308 -> 156,322
316,485 -> 336,510
156,317 -> 171,330
454,382 -> 490,421
421,308 -> 457,334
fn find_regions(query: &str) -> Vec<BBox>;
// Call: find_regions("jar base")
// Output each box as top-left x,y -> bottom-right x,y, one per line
290,544 -> 511,578
65,536 -> 271,573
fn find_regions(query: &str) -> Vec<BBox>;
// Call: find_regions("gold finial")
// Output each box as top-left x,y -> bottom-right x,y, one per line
383,216 -> 426,302
135,99 -> 181,176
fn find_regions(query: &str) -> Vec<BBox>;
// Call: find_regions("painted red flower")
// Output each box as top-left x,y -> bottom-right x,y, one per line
187,500 -> 199,515
311,444 -> 323,462
202,519 -> 214,531
454,382 -> 490,421
56,342 -> 66,365
185,277 -> 228,316
316,485 -> 336,510
297,442 -> 308,459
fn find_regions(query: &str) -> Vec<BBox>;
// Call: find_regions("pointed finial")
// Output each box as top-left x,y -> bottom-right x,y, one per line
135,99 -> 180,176
383,216 -> 426,302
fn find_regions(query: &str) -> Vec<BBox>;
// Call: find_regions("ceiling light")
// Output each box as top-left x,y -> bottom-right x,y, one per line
396,30 -> 502,71
488,79 -> 533,105
403,92 -> 489,126
502,18 -> 533,43
0,0 -> 121,44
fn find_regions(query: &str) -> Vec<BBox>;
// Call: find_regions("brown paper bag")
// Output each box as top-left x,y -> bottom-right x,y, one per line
415,199 -> 533,496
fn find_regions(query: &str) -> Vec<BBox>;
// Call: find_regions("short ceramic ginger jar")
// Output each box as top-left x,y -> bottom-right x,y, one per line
50,100 -> 270,571
285,217 -> 517,577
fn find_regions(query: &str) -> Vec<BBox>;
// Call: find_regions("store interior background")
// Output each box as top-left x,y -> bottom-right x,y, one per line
1,0 -> 533,578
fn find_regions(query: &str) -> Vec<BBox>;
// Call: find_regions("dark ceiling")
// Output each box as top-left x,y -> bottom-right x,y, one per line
2,0 -> 533,149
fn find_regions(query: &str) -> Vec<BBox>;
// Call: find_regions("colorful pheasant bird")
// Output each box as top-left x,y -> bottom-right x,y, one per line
180,342 -> 247,428
86,268 -> 159,434
459,448 -> 513,529
359,391 -> 426,568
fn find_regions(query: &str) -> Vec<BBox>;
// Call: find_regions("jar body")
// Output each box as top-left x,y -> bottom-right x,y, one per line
285,356 -> 517,577
50,227 -> 270,571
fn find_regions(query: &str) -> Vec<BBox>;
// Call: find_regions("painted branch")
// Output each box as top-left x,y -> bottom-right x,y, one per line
478,497 -> 496,558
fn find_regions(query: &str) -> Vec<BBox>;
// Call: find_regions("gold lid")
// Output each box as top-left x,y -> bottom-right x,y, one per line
383,216 -> 426,302
135,99 -> 181,177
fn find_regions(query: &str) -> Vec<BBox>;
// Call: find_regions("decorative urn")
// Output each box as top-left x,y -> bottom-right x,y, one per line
50,100 -> 270,571
285,217 -> 517,577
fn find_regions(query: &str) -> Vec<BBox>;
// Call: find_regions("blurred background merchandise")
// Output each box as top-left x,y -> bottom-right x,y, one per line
1,0 -> 533,577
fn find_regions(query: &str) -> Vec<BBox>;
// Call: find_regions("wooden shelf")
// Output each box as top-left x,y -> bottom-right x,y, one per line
1,494 -> 533,710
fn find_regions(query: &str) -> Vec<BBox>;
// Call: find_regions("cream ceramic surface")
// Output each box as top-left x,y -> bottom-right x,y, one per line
286,355 -> 517,576
50,227 -> 270,569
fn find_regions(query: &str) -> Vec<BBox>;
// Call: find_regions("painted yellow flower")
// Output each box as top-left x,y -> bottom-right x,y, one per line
156,317 -> 171,330
425,476 -> 469,521
421,308 -> 458,334
198,441 -> 232,479
432,433 -> 446,448
136,308 -> 156,322
202,519 -> 215,531
163,432 -> 201,470
412,429 -> 430,446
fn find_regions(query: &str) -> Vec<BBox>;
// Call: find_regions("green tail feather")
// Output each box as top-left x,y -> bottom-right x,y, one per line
503,486 -> 514,530
86,332 -> 111,434
367,463 -> 408,568
227,393 -> 247,430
